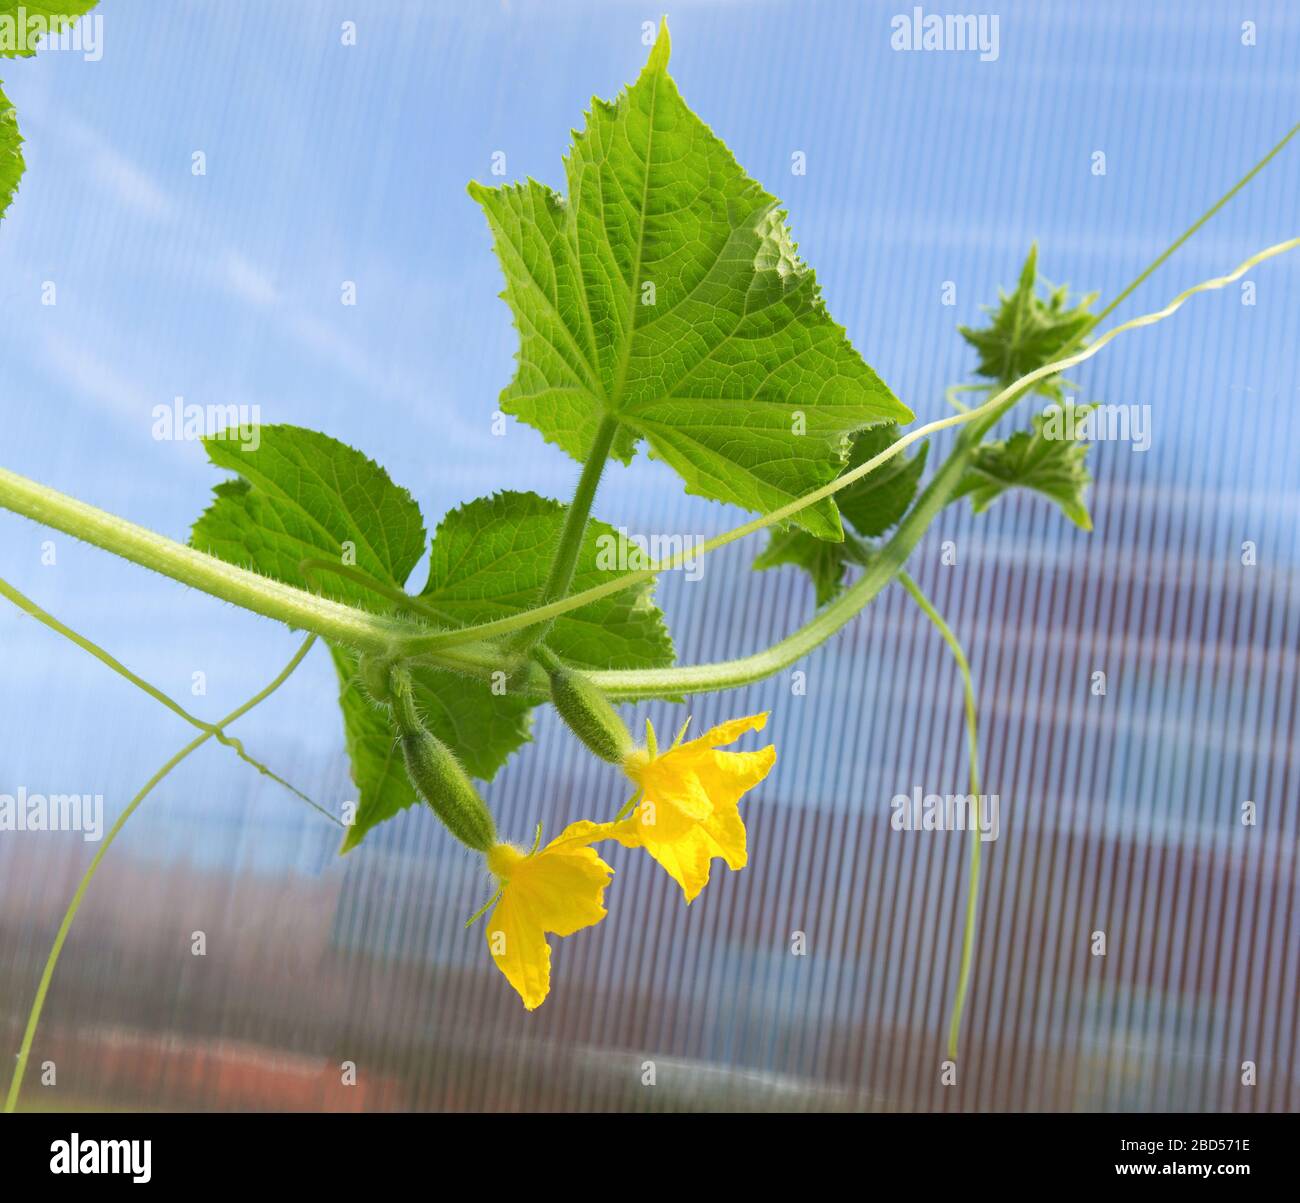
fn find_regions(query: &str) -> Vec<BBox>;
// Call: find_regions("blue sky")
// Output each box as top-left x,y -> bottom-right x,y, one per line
3,1 -> 1297,506
0,0 -> 1297,869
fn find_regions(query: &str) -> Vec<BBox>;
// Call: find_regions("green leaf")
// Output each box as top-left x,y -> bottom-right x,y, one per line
191,427 -> 674,851
1,1 -> 100,58
190,425 -> 534,852
193,426 -> 428,606
0,82 -> 20,221
954,404 -> 1095,530
470,19 -> 910,540
959,245 -> 1097,402
836,424 -> 929,538
753,526 -> 872,607
419,491 -> 674,672
1,2 -> 101,221
752,424 -> 925,604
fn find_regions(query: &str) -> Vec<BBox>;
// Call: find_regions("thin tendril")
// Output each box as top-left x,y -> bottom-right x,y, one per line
1090,122 -> 1300,325
897,571 -> 982,1062
3,635 -> 318,1114
0,574 -> 335,825
403,235 -> 1300,658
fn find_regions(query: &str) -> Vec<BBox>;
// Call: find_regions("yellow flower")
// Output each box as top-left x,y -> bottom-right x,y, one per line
616,712 -> 776,903
483,820 -> 620,1010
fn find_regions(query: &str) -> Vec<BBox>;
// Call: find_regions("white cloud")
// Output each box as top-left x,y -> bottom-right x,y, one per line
221,252 -> 279,306
39,328 -> 149,423
59,119 -> 176,221
27,122 -> 484,451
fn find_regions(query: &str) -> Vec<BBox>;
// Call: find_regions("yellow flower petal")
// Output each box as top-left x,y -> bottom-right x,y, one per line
484,820 -> 618,1010
683,744 -> 776,814
619,712 -> 775,902
613,817 -> 713,901
485,881 -> 552,1010
679,711 -> 770,754
699,790 -> 749,872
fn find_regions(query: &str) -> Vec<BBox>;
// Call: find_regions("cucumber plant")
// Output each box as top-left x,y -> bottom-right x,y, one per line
2,13 -> 1297,1108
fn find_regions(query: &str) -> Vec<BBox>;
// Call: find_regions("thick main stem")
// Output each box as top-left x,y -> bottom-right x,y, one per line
0,467 -> 407,653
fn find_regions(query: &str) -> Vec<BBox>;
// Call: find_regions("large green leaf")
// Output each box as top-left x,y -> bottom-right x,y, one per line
470,20 -> 910,540
191,426 -> 673,851
954,405 -> 1095,530
190,426 -> 532,852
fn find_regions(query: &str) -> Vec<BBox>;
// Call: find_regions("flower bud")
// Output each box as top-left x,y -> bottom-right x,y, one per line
539,650 -> 633,764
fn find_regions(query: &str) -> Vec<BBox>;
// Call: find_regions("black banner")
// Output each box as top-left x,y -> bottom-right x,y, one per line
0,1111 -> 1291,1189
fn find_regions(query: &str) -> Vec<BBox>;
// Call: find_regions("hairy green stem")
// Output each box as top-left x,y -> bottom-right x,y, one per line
1,132 -> 1296,692
511,415 -> 619,654
0,468 -> 410,651
3,634 -> 317,1114
2,235 -> 1292,702
897,572 -> 982,1061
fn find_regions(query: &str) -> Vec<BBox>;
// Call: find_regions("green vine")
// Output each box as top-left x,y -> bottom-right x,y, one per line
2,14 -> 1297,1081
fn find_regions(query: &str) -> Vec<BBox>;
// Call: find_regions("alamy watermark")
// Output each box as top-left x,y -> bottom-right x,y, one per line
50,1133 -> 151,1183
890,786 -> 1001,841
890,7 -> 1000,62
151,397 -> 261,451
594,527 -> 706,582
0,6 -> 103,61
0,787 -> 104,842
1044,399 -> 1152,452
